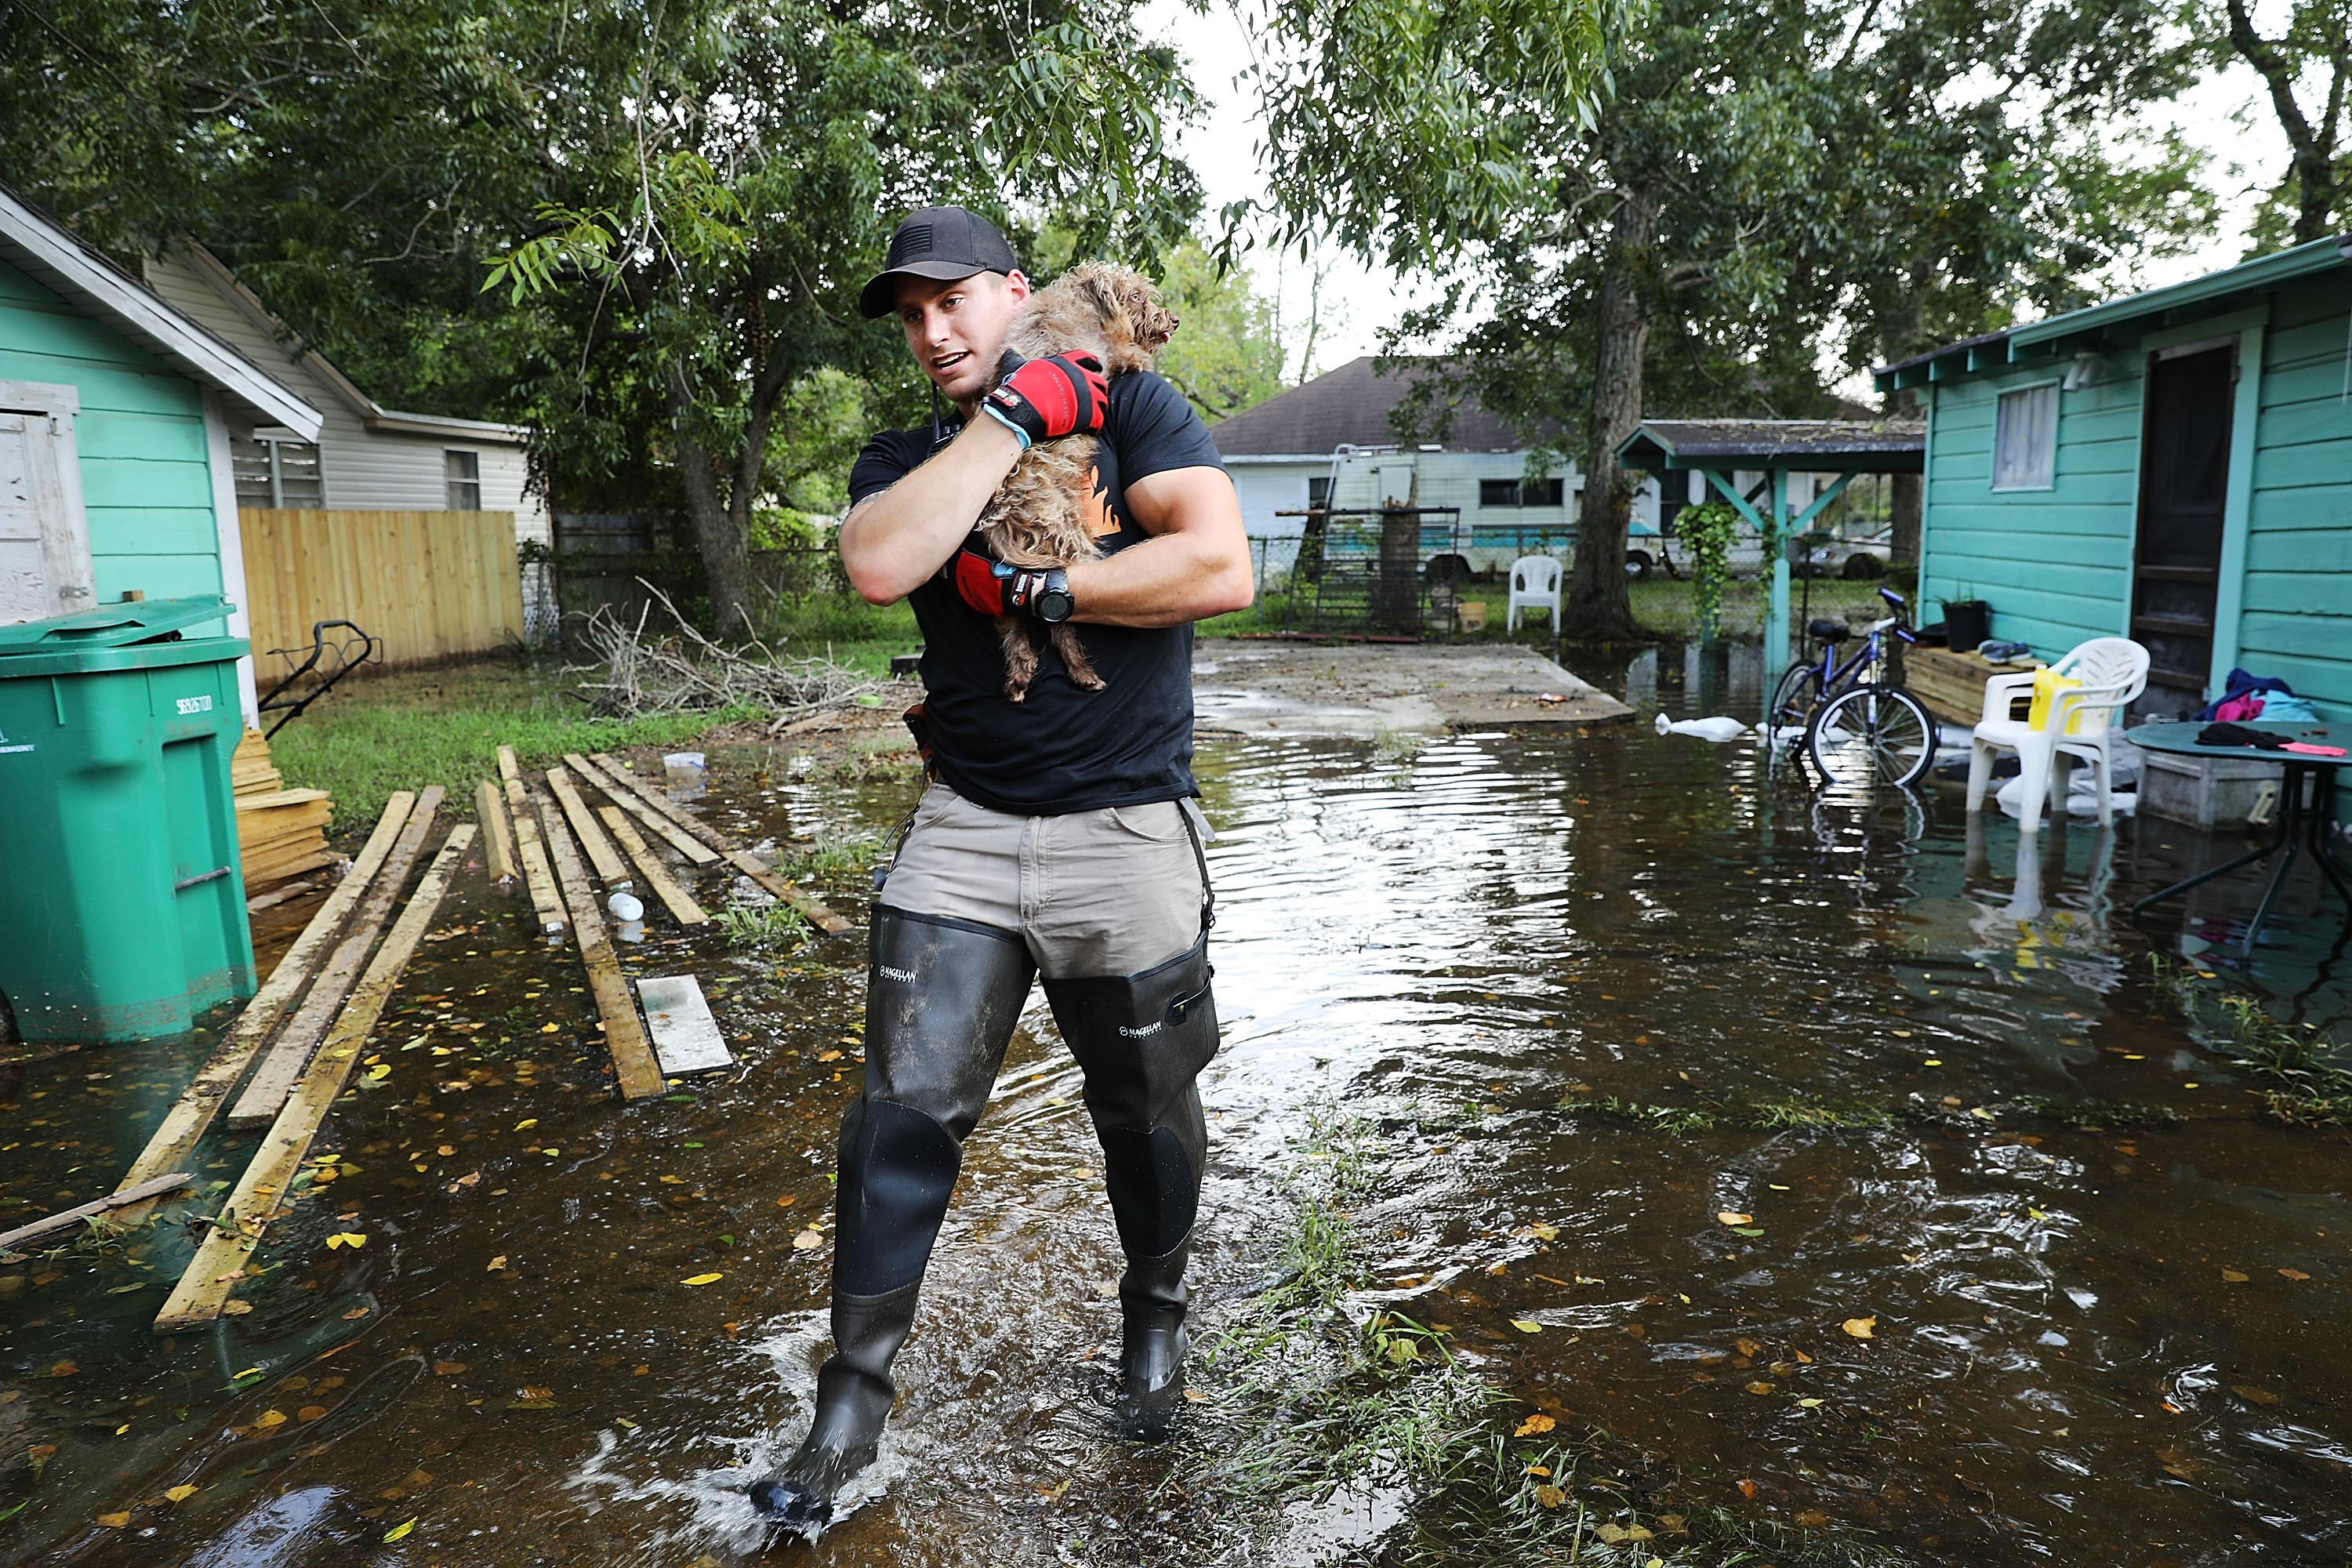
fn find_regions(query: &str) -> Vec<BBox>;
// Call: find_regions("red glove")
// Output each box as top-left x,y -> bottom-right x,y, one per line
949,548 -> 1070,621
982,352 -> 1108,448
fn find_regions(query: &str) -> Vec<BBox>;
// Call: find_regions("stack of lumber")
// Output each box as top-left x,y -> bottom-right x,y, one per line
1904,645 -> 2038,727
233,729 -> 338,890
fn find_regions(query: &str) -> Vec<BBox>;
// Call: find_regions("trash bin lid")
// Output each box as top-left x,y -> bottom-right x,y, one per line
0,596 -> 236,656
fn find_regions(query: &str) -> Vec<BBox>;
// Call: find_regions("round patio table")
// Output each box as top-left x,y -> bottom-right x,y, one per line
2125,720 -> 2352,956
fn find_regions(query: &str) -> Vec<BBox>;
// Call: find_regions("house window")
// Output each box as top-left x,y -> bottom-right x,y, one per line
232,432 -> 325,508
1522,477 -> 1565,507
445,449 -> 482,510
1479,478 -> 1522,507
1991,383 -> 2059,491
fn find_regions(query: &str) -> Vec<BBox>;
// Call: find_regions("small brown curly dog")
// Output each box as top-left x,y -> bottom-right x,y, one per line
978,262 -> 1178,701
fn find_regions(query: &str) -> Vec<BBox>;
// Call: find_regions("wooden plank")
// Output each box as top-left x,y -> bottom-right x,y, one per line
223,786 -> 447,1131
598,806 -> 708,925
637,975 -> 732,1077
586,751 -> 849,933
547,766 -> 630,886
535,793 -> 666,1100
154,826 -> 476,1334
564,753 -> 720,865
497,745 -> 566,934
2,1172 -> 194,1250
108,791 -> 418,1222
475,778 -> 517,884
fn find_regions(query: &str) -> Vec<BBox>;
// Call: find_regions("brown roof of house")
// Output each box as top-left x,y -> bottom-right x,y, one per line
1208,355 -> 1551,456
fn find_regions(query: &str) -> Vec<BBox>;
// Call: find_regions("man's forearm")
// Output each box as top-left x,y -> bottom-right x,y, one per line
1065,529 -> 1255,628
839,419 -> 1024,604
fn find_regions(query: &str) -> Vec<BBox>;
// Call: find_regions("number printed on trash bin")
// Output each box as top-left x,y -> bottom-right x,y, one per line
175,695 -> 212,715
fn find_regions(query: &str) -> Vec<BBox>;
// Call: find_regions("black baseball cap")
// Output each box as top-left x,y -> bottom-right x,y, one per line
858,206 -> 1021,319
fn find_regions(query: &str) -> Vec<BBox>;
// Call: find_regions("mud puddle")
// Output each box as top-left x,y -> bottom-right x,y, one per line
4,647 -> 2350,1566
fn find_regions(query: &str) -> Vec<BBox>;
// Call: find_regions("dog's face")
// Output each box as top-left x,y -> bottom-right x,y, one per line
1102,271 -> 1178,356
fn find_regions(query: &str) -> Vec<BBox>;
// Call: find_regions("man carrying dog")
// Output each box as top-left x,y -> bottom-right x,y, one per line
749,206 -> 1253,1528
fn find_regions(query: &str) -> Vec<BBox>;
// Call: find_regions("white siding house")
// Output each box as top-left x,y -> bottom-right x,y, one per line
1210,356 -> 1663,576
140,245 -> 554,640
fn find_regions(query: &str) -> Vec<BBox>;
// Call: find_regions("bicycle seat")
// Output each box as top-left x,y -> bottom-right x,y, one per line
1807,619 -> 1851,643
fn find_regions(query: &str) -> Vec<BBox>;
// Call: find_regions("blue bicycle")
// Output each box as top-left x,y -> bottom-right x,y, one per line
1766,587 -> 1936,787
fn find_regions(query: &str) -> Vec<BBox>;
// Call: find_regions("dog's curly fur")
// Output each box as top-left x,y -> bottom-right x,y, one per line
978,261 -> 1178,700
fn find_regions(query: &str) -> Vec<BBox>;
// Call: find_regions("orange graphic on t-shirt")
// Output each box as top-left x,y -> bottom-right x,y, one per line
1083,463 -> 1120,538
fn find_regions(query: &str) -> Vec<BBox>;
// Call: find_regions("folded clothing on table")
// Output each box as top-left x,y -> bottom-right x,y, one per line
2195,721 -> 2347,757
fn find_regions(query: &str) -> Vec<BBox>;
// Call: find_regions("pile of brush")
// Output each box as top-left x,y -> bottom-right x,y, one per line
569,583 -> 887,727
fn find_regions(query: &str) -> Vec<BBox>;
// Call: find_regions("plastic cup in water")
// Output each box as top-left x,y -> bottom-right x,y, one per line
663,751 -> 706,790
607,891 -> 645,923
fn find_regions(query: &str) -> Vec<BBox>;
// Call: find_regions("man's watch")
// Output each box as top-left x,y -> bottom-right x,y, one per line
1034,568 -> 1075,625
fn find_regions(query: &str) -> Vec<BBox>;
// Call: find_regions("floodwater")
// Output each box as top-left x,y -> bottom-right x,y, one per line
4,642 -> 2350,1567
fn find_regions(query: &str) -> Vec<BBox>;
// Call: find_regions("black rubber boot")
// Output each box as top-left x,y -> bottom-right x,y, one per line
748,906 -> 1034,1529
1116,1238 -> 1192,1440
1044,935 -> 1219,1443
746,1283 -> 919,1529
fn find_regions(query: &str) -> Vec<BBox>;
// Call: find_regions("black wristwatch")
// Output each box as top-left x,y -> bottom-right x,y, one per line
1034,567 -> 1074,625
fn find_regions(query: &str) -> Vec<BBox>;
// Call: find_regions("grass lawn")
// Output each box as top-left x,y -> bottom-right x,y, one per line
759,591 -> 921,677
269,659 -> 764,837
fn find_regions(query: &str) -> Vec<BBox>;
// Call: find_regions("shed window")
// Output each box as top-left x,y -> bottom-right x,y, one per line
1991,383 -> 2059,491
233,433 -> 324,509
445,449 -> 482,510
1307,475 -> 1331,512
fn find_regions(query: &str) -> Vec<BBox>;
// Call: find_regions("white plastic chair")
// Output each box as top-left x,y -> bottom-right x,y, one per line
1965,637 -> 2151,832
1506,556 -> 1563,632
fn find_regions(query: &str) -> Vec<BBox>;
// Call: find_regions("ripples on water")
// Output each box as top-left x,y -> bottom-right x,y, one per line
3,703 -> 2348,1568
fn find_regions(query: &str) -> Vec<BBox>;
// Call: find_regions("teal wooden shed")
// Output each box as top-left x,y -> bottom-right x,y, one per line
1878,238 -> 2352,727
0,182 -> 321,724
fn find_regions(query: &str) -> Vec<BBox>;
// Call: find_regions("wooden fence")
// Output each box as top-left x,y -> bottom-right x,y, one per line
239,509 -> 523,670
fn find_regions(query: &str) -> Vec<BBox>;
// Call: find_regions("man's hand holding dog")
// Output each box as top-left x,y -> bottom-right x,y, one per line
982,353 -> 1109,449
949,547 -> 1070,621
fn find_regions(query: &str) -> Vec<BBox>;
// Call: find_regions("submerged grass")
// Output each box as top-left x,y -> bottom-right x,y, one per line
713,900 -> 813,953
2144,959 -> 2352,1126
1184,1106 -> 1913,1566
1558,1091 -> 2180,1135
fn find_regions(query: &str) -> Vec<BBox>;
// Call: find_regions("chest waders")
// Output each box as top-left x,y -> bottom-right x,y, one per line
749,816 -> 1218,1530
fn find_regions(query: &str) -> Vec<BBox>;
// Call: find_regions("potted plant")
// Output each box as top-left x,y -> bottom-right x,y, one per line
1940,588 -> 1991,652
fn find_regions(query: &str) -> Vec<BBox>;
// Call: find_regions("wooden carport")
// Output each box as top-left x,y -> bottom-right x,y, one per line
1617,419 -> 1924,692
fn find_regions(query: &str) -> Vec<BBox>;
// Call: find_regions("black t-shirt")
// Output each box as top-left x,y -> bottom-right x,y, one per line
847,371 -> 1225,817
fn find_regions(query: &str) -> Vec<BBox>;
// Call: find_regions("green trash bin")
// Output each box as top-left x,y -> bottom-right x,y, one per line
0,596 -> 256,1043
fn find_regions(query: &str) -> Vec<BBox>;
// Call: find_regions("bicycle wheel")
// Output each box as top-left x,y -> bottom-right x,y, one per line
1808,684 -> 1936,787
1766,662 -> 1824,740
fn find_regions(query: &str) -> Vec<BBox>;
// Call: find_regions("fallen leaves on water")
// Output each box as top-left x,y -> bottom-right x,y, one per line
365,1064 -> 391,1083
252,1410 -> 289,1430
1532,1484 -> 1566,1508
1737,1478 -> 1760,1501
1842,1317 -> 1876,1339
682,1272 -> 723,1286
1509,1319 -> 1544,1334
1514,1413 -> 1556,1437
2234,1385 -> 2280,1406
816,1050 -> 843,1062
298,1406 -> 328,1422
1744,1381 -> 1775,1396
2279,1268 -> 2311,1281
49,1360 -> 78,1377
1715,1211 -> 1752,1227
510,1386 -> 557,1410
2156,1443 -> 2200,1481
1794,1508 -> 1830,1529
1595,1522 -> 1653,1544
1735,1337 -> 1762,1357
95,1512 -> 130,1528
325,1232 -> 366,1250
433,1362 -> 466,1376
221,1301 -> 254,1316
384,1517 -> 417,1541
792,1229 -> 824,1251
2221,1268 -> 2249,1283
485,1256 -> 507,1272
775,1195 -> 796,1207
1798,1397 -> 1825,1408
165,1484 -> 199,1503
